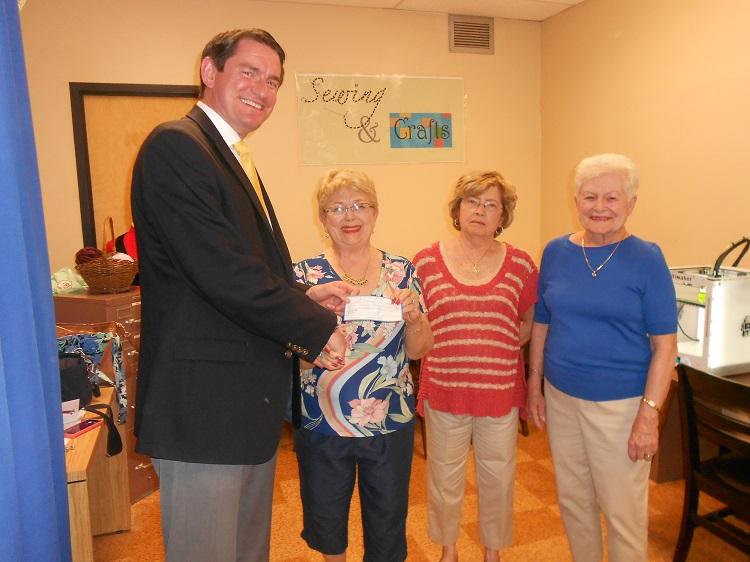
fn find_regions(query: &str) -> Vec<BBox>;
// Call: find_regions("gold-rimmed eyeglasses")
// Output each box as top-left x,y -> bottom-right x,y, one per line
462,197 -> 501,213
323,202 -> 377,216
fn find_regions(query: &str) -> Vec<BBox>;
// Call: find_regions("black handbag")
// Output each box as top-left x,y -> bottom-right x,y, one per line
59,351 -> 99,406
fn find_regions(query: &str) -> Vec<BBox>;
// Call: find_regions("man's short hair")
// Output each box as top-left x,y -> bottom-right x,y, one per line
199,29 -> 285,96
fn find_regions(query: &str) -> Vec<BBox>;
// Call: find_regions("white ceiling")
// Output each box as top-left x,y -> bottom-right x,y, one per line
261,0 -> 585,21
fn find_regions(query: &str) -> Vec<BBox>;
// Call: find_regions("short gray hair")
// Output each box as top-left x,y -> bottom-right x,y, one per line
574,153 -> 639,199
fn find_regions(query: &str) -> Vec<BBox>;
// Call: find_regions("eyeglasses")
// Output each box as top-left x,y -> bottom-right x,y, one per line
323,202 -> 377,216
462,197 -> 502,212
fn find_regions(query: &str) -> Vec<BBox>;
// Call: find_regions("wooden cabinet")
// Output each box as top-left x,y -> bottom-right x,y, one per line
649,378 -> 683,482
55,288 -> 159,503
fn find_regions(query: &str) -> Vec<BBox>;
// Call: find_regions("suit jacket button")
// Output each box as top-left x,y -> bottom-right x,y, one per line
284,350 -> 293,359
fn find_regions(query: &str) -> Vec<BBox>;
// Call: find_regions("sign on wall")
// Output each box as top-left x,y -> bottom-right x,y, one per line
296,74 -> 465,164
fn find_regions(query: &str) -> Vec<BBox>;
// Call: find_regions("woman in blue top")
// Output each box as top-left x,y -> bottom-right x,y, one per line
294,168 -> 433,562
527,154 -> 677,562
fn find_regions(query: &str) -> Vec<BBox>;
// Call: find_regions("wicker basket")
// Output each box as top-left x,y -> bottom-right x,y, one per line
76,217 -> 138,293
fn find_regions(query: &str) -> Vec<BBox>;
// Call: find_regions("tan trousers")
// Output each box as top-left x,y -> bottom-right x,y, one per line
545,380 -> 650,562
424,401 -> 518,550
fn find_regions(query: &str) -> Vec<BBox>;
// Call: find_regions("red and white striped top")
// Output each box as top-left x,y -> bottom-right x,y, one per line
414,242 -> 538,418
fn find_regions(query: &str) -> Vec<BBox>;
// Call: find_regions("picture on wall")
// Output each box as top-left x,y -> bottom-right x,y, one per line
296,74 -> 465,165
70,83 -> 198,247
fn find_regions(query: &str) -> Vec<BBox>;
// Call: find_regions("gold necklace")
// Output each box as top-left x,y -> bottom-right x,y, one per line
338,250 -> 372,286
342,272 -> 368,286
581,236 -> 623,277
460,239 -> 493,274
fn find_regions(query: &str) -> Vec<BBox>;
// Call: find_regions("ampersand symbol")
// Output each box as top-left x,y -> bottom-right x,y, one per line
357,116 -> 380,143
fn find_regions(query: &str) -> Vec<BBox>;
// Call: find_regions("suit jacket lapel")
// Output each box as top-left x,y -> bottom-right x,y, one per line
261,177 -> 294,277
185,107 -> 294,279
186,107 -> 274,232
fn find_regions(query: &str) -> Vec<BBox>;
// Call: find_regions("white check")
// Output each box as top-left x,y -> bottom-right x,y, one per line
344,296 -> 403,322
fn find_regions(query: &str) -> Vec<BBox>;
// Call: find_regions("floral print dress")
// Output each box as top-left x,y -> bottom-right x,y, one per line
294,250 -> 425,437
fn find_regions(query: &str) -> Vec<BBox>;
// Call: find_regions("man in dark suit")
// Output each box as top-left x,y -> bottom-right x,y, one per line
131,29 -> 351,561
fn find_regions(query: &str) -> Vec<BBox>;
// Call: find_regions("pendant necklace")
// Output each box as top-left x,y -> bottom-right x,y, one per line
339,250 -> 372,286
460,239 -> 493,274
581,236 -> 623,278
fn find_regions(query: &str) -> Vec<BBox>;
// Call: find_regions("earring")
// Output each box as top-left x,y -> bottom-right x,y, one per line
453,218 -> 460,230
495,226 -> 504,237
323,231 -> 330,239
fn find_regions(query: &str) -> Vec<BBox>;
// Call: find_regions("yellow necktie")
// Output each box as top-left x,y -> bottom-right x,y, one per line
233,139 -> 271,224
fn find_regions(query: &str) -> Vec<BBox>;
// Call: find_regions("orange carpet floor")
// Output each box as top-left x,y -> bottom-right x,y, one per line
94,424 -> 747,561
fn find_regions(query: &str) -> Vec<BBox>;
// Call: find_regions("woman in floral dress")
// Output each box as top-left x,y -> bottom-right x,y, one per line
294,168 -> 433,562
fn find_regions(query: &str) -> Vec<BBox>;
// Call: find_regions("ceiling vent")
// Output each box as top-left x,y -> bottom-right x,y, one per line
449,14 -> 494,55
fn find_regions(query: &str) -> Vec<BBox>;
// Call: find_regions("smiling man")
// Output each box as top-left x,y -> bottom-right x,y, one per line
131,29 -> 351,562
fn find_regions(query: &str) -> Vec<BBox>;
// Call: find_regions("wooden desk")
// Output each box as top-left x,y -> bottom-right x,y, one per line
650,368 -> 750,482
728,371 -> 750,388
65,387 -> 130,562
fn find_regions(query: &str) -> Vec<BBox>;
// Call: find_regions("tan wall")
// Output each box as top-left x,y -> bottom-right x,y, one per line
20,0 -> 541,272
541,0 -> 750,267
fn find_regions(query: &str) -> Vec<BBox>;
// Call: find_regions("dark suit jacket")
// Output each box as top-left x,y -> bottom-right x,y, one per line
131,106 -> 336,465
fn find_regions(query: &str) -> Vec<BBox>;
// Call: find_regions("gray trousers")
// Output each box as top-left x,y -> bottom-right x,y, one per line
154,454 -> 278,562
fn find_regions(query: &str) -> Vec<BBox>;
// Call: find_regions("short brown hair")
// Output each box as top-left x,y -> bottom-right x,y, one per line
199,29 -> 286,96
448,171 -> 518,233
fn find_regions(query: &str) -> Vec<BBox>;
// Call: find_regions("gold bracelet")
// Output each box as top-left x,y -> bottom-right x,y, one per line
528,368 -> 543,378
641,396 -> 661,413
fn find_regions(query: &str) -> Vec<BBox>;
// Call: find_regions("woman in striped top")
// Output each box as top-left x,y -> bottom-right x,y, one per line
414,171 -> 538,562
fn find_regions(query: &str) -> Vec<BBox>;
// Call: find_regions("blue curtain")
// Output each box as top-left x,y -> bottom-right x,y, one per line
0,1 -> 72,560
